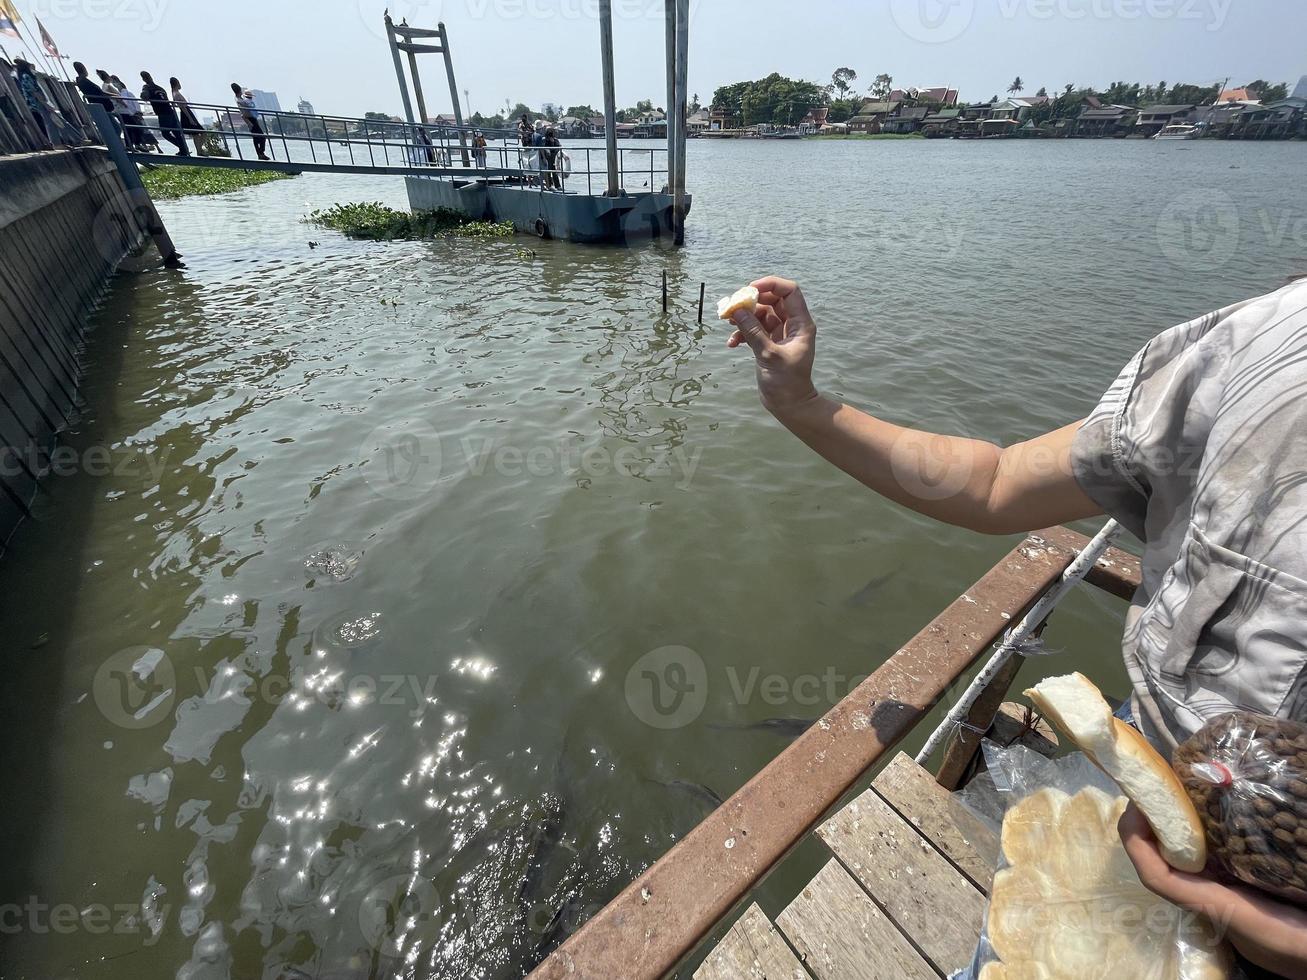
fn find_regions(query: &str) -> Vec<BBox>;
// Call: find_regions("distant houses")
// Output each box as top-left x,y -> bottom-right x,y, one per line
921,108 -> 961,137
1229,98 -> 1307,139
695,82 -> 1304,142
1134,104 -> 1197,137
798,106 -> 829,135
1069,103 -> 1136,137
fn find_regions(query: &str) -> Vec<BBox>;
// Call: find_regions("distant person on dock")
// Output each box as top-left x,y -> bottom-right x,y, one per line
542,126 -> 561,190
531,119 -> 546,183
72,61 -> 120,136
169,77 -> 206,156
107,73 -> 155,151
727,274 -> 1307,980
231,82 -> 272,161
139,70 -> 189,156
472,130 -> 487,168
10,59 -> 53,147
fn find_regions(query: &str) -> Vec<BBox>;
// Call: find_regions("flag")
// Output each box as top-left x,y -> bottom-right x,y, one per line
0,0 -> 20,40
37,17 -> 58,57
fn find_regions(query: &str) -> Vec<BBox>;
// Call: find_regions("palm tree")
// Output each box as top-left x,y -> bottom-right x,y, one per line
1008,76 -> 1024,95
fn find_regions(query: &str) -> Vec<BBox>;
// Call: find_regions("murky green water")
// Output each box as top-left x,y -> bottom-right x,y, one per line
1,138 -> 1303,978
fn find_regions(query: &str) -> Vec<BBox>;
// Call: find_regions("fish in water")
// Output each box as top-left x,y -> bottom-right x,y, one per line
652,778 -> 724,810
844,570 -> 896,608
707,717 -> 815,739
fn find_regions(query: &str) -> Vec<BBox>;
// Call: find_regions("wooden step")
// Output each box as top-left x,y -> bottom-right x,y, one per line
818,784 -> 986,976
693,902 -> 811,980
776,859 -> 935,980
869,752 -> 1001,893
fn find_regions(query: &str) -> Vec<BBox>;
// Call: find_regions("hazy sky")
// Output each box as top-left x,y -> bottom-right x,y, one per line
8,0 -> 1306,119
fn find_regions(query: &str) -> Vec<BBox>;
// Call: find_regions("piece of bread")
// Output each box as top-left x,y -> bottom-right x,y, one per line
1024,673 -> 1206,873
989,784 -> 1231,979
716,285 -> 758,321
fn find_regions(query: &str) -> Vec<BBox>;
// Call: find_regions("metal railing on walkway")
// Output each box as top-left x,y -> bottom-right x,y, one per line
148,101 -> 669,195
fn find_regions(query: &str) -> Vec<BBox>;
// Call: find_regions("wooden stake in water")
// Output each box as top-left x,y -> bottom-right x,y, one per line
697,283 -> 705,323
662,270 -> 668,313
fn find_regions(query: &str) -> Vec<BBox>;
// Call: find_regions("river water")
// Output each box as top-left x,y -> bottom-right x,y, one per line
1,138 -> 1303,979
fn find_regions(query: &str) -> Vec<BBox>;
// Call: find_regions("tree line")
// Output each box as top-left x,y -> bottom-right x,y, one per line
364,73 -> 1292,133
711,69 -> 1296,128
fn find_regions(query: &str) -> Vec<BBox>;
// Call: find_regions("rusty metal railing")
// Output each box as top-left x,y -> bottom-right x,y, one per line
528,525 -> 1142,979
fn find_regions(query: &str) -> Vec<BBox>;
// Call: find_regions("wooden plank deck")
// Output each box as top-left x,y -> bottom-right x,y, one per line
694,753 -> 999,980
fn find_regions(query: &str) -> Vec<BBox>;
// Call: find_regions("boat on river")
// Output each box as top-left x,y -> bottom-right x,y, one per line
1154,123 -> 1201,140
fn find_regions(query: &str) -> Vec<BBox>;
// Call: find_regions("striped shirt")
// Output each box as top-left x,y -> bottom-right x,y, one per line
1072,279 -> 1307,749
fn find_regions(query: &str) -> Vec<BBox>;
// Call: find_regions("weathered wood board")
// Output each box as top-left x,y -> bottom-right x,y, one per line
775,860 -> 935,980
694,903 -> 811,980
871,752 -> 1001,892
818,777 -> 988,975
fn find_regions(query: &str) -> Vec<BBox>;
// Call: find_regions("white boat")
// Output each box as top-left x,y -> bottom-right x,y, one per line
1154,123 -> 1200,140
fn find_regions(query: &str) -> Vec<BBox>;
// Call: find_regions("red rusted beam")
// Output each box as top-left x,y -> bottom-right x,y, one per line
529,529 -> 1088,980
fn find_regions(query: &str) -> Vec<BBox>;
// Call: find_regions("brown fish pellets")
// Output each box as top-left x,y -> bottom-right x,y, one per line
1174,711 -> 1307,905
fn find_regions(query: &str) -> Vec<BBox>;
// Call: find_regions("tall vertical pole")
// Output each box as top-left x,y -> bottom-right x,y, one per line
672,0 -> 689,244
663,0 -> 676,194
598,0 -> 619,195
385,16 -> 417,126
407,50 -> 431,128
438,24 -> 471,167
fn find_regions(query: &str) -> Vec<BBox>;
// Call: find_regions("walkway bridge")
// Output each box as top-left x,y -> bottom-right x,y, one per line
122,103 -> 670,198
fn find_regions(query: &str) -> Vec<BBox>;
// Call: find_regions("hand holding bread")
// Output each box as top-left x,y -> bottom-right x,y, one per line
722,276 -> 819,416
1024,673 -> 1206,872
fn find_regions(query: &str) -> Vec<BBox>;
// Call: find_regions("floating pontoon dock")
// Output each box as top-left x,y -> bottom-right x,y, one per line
386,4 -> 692,244
528,526 -> 1143,978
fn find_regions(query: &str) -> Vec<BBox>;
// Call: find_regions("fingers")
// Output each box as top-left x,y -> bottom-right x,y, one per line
750,275 -> 799,296
755,302 -> 785,335
1118,805 -> 1227,911
729,309 -> 775,356
751,277 -> 812,321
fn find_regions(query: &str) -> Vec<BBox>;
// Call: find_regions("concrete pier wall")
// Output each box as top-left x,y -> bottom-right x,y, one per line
0,147 -> 145,549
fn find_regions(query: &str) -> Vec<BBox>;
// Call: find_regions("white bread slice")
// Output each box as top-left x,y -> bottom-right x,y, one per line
1025,673 -> 1206,873
716,285 -> 759,321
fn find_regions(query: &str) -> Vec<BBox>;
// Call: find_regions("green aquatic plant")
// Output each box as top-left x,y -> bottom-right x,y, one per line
305,202 -> 514,241
141,166 -> 293,199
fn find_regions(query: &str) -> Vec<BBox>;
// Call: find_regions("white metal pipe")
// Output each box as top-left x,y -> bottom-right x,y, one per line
914,520 -> 1124,765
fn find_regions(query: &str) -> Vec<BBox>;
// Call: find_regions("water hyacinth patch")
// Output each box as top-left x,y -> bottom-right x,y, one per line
141,166 -> 294,200
305,203 -> 515,241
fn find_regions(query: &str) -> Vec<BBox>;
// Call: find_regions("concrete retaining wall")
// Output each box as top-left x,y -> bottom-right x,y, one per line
0,147 -> 145,549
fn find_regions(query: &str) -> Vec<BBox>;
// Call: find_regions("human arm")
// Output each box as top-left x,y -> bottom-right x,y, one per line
1119,804 -> 1307,979
727,276 -> 1104,535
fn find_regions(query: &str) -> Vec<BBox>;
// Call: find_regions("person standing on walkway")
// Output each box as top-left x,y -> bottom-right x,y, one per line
472,129 -> 487,168
231,82 -> 271,161
169,76 -> 206,156
542,126 -> 561,190
531,118 -> 546,183
108,73 -> 154,151
140,70 -> 188,156
11,58 -> 52,147
72,61 -> 120,136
